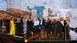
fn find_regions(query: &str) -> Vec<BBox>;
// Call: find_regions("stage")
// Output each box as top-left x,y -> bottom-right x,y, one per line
27,40 -> 77,43
0,34 -> 77,43
0,34 -> 24,43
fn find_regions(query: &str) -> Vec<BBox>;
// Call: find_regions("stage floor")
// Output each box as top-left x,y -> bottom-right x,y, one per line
0,34 -> 24,43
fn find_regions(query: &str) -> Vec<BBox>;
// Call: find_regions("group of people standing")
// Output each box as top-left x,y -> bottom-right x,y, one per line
0,15 -> 70,40
25,16 -> 70,40
0,16 -> 23,36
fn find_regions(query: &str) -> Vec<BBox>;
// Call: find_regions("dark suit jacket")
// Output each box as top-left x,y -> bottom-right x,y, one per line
15,20 -> 21,36
56,21 -> 64,35
27,20 -> 34,31
2,19 -> 10,33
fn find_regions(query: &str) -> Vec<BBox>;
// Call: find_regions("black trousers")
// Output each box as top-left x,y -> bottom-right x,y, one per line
33,25 -> 40,34
27,26 -> 33,38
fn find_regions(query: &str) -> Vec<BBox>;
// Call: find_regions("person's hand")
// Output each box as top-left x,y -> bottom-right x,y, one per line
57,34 -> 59,36
31,32 -> 33,35
25,39 -> 27,43
24,32 -> 26,34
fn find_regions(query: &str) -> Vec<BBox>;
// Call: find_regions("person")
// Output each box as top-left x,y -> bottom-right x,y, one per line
33,18 -> 39,34
65,17 -> 70,40
6,17 -> 10,33
49,17 -> 53,34
39,18 -> 44,31
10,17 -> 16,35
56,17 -> 65,40
27,18 -> 34,38
0,18 -> 2,33
15,17 -> 22,36
23,16 -> 27,35
2,17 -> 7,34
56,12 -> 70,40
20,16 -> 23,36
51,17 -> 57,34
44,18 -> 51,39
23,16 -> 28,40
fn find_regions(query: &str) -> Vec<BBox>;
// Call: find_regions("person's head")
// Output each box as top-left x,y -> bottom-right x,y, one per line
52,17 -> 56,22
45,18 -> 48,20
17,17 -> 20,20
34,18 -> 38,21
3,16 -> 7,20
60,17 -> 64,21
8,16 -> 11,20
10,17 -> 13,20
53,19 -> 56,22
39,18 -> 42,20
66,16 -> 70,24
66,16 -> 69,22
36,18 -> 38,21
29,18 -> 31,21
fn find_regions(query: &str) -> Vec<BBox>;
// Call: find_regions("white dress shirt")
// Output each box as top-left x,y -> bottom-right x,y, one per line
34,20 -> 39,26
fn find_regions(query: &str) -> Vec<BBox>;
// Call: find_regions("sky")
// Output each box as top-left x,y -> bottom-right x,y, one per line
0,0 -> 6,11
0,0 -> 77,11
71,0 -> 77,8
25,0 -> 71,8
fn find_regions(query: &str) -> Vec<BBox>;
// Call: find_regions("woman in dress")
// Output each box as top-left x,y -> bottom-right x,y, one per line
10,17 -> 16,35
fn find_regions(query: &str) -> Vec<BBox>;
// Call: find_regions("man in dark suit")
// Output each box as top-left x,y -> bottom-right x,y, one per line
6,17 -> 10,34
0,18 -> 2,33
51,17 -> 57,34
27,18 -> 34,38
56,20 -> 65,40
2,17 -> 10,34
20,17 -> 23,36
44,18 -> 51,39
15,17 -> 22,36
64,17 -> 70,40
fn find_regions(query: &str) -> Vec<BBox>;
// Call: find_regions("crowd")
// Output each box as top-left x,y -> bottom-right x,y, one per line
0,15 -> 70,40
25,16 -> 70,40
0,16 -> 23,36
